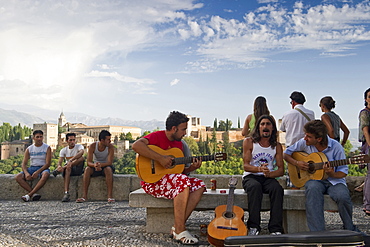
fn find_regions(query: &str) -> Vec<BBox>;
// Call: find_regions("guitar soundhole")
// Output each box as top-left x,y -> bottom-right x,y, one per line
223,212 -> 235,219
308,162 -> 315,174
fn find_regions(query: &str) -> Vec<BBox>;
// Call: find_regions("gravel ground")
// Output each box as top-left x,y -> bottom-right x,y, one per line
0,200 -> 369,247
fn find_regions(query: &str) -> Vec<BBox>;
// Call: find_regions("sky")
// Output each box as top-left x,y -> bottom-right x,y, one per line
1,0 -> 370,129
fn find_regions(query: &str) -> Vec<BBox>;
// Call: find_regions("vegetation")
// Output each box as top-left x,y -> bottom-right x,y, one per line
0,123 -> 32,142
0,121 -> 367,177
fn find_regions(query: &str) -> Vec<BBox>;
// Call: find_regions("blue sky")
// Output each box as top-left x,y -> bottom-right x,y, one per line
0,0 -> 370,129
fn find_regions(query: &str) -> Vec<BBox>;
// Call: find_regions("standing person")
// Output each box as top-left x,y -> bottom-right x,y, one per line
319,96 -> 350,146
132,111 -> 205,245
242,115 -> 284,235
280,91 -> 315,188
280,91 -> 315,147
76,130 -> 115,203
358,88 -> 370,216
15,130 -> 51,202
54,133 -> 85,202
284,120 -> 360,232
242,96 -> 272,137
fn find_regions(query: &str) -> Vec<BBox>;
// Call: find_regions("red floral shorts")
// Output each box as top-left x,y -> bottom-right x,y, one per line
141,174 -> 206,200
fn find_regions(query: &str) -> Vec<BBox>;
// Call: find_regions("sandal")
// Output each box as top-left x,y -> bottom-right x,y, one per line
355,183 -> 364,192
76,198 -> 86,203
364,209 -> 370,216
173,230 -> 198,245
107,198 -> 115,203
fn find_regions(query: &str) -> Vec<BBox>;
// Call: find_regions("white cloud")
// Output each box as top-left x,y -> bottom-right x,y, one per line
179,1 -> 370,72
170,78 -> 180,86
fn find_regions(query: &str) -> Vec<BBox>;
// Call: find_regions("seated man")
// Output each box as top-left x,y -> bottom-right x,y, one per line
15,130 -> 51,202
132,111 -> 205,245
242,115 -> 284,235
54,133 -> 85,202
76,130 -> 115,203
283,120 -> 360,232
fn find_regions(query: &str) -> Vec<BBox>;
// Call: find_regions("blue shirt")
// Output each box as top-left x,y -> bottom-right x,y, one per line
284,137 -> 348,186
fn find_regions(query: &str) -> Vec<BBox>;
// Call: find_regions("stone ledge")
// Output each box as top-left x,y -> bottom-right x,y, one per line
0,174 -> 364,203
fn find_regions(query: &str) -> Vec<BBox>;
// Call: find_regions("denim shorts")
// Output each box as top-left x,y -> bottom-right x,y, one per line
22,166 -> 50,178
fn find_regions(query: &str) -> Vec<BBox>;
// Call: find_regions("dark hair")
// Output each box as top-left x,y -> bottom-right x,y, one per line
290,91 -> 306,104
320,96 -> 336,110
304,120 -> 328,146
364,88 -> 370,107
66,133 -> 76,141
99,130 -> 111,141
250,115 -> 277,148
165,111 -> 189,131
253,96 -> 270,121
33,130 -> 43,136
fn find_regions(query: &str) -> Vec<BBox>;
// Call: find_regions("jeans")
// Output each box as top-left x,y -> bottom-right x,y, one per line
305,180 -> 357,231
242,174 -> 284,233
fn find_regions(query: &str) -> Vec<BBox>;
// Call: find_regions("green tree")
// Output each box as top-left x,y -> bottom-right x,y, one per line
183,136 -> 200,155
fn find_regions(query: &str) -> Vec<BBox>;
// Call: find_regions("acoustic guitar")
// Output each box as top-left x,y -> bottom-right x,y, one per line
135,145 -> 227,183
207,177 -> 247,247
288,152 -> 369,188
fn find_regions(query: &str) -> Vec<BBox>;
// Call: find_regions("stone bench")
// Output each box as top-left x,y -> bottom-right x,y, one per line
129,188 -> 339,234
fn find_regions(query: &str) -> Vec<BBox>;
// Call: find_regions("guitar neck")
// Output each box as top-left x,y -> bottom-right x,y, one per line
173,154 -> 217,165
315,157 -> 352,170
225,187 -> 236,214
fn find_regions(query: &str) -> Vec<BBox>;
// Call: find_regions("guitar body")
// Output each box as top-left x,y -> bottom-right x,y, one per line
208,205 -> 247,247
135,145 -> 185,183
288,151 -> 328,188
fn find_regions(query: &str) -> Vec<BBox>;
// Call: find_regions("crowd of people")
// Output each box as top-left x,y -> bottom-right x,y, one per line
14,88 -> 370,245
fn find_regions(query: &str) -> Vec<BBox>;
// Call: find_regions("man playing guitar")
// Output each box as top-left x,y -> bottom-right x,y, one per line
284,120 -> 361,232
132,111 -> 206,245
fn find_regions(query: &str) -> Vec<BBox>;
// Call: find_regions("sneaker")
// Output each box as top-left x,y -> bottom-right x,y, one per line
21,194 -> 30,202
62,192 -> 70,202
271,232 -> 282,235
52,170 -> 60,177
248,228 -> 259,236
32,194 -> 41,201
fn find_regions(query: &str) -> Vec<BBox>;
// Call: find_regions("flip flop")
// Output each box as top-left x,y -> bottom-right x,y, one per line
107,198 -> 115,203
76,198 -> 86,203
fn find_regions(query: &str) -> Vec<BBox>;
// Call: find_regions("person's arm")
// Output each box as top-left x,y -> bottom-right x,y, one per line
21,149 -> 31,180
243,138 -> 260,173
87,142 -> 96,168
323,162 -> 347,179
241,114 -> 252,137
363,126 -> 370,146
132,138 -> 174,169
321,114 -> 335,139
268,143 -> 284,178
283,152 -> 309,171
340,119 -> 350,146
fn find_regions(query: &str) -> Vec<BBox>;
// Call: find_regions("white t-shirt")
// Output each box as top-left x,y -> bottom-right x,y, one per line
280,104 -> 315,146
28,143 -> 50,167
59,144 -> 84,161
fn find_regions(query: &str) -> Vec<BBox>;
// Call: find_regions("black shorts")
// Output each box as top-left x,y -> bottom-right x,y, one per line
62,161 -> 84,177
91,165 -> 115,177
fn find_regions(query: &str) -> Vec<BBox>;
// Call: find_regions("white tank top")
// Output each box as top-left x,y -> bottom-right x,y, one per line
28,143 -> 49,167
243,142 -> 276,177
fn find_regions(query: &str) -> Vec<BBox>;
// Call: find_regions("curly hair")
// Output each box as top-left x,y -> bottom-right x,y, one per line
165,111 -> 189,130
304,120 -> 328,146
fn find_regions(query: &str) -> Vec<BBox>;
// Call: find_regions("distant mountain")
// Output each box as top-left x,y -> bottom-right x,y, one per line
0,106 -> 163,132
0,108 -> 45,127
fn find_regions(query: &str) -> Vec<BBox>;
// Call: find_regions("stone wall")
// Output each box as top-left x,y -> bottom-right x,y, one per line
0,174 -> 365,204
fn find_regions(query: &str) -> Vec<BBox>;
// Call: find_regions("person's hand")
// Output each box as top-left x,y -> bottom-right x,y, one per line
190,157 -> 202,170
260,164 -> 270,177
24,173 -> 32,181
31,171 -> 39,179
296,160 -> 309,171
94,162 -> 102,171
323,162 -> 334,176
159,156 -> 174,169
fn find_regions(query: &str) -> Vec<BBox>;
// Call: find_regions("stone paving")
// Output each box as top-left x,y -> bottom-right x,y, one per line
0,200 -> 369,247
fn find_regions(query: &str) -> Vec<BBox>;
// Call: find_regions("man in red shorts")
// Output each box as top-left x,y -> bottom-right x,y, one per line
132,111 -> 205,245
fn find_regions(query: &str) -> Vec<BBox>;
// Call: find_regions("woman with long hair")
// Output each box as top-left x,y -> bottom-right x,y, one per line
242,96 -> 272,137
319,96 -> 349,147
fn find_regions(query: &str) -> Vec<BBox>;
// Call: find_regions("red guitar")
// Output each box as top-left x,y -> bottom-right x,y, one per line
207,177 -> 247,247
